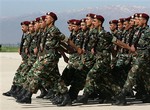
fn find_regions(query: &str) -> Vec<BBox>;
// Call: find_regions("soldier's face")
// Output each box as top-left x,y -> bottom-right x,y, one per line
80,22 -> 87,31
129,19 -> 135,27
138,17 -> 146,27
34,22 -> 40,32
123,21 -> 130,30
68,24 -> 73,31
92,19 -> 101,28
72,25 -> 80,32
134,17 -> 140,26
109,23 -> 117,31
118,22 -> 123,30
21,25 -> 28,33
29,24 -> 35,33
40,20 -> 46,29
86,17 -> 93,27
45,15 -> 54,25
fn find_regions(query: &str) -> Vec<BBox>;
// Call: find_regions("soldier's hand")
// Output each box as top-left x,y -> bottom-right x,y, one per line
82,48 -> 85,53
130,45 -> 136,53
25,48 -> 28,54
91,48 -> 95,54
34,47 -> 38,55
77,47 -> 83,55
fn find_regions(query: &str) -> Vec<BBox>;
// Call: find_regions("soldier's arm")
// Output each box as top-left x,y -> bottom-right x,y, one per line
60,33 -> 83,55
112,37 -> 131,51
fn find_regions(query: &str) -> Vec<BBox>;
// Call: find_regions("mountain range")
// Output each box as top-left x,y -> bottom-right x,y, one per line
0,5 -> 150,44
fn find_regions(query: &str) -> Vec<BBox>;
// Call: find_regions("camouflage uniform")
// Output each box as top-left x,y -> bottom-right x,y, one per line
20,32 -> 39,86
13,32 -> 31,86
123,26 -> 150,93
61,29 -> 86,100
112,28 -> 135,87
23,25 -> 67,94
83,28 -> 121,97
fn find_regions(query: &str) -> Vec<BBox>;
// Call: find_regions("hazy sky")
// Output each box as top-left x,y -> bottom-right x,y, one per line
1,0 -> 150,18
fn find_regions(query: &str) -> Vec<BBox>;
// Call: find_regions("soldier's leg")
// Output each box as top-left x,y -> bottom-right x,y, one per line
3,61 -> 27,97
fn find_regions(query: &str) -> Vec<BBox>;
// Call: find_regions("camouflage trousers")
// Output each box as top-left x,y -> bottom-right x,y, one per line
12,60 -> 28,86
83,52 -> 121,96
112,53 -> 132,87
124,50 -> 150,93
23,53 -> 64,94
18,55 -> 37,86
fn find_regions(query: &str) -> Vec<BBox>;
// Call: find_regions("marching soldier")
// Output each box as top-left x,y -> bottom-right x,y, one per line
3,21 -> 31,97
16,12 -> 82,104
113,13 -> 150,105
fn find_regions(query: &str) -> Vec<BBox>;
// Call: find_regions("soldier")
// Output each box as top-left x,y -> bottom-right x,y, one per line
16,12 -> 82,104
3,21 -> 30,97
15,20 -> 40,100
77,14 -> 135,104
109,20 -> 118,35
113,13 -> 150,105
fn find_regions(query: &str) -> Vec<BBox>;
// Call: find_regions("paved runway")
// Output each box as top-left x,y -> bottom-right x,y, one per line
0,53 -> 150,110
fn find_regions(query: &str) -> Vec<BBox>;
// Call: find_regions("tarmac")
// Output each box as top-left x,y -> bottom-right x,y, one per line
0,52 -> 150,110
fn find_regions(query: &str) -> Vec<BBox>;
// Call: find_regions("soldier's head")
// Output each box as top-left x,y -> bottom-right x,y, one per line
129,15 -> 135,28
118,18 -> 124,31
123,17 -> 131,30
29,21 -> 35,33
80,18 -> 87,31
72,19 -> 81,32
39,15 -> 46,29
45,12 -> 57,26
86,13 -> 95,28
138,13 -> 149,27
134,13 -> 140,27
109,20 -> 118,32
67,19 -> 75,32
34,17 -> 41,32
93,14 -> 104,28
21,21 -> 30,33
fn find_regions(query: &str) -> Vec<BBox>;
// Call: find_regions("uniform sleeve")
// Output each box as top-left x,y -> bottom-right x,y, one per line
23,34 -> 31,48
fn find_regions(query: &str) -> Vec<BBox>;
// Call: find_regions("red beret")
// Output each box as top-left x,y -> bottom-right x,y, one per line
139,13 -> 149,21
46,12 -> 57,21
67,19 -> 76,24
29,21 -> 35,25
21,21 -> 30,26
130,15 -> 134,19
109,20 -> 118,25
81,18 -> 86,23
134,13 -> 140,18
86,13 -> 95,18
118,18 -> 124,23
94,14 -> 105,23
35,17 -> 40,22
40,15 -> 46,21
72,19 -> 81,25
124,17 -> 131,22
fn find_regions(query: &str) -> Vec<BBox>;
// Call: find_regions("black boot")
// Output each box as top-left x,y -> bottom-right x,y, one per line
51,94 -> 64,105
68,86 -> 80,102
112,89 -> 127,105
57,93 -> 72,106
11,86 -> 22,98
16,91 -> 32,104
36,86 -> 47,98
142,94 -> 150,103
43,89 -> 55,99
76,92 -> 89,104
16,88 -> 27,100
3,85 -> 17,96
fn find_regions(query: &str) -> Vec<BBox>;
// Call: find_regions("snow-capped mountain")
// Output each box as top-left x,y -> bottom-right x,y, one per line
0,5 -> 150,44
